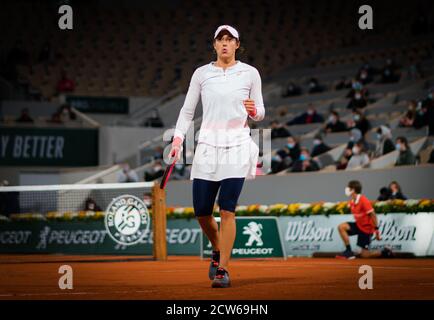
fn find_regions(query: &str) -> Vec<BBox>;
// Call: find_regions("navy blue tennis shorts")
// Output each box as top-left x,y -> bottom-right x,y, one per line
192,178 -> 245,217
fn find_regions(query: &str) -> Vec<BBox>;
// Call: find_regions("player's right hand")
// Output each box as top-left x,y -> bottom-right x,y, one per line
374,230 -> 381,241
169,137 -> 183,162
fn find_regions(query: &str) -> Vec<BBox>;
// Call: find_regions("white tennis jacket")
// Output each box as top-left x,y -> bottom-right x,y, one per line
173,60 -> 265,147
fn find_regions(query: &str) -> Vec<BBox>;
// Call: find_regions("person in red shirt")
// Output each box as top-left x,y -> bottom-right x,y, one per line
336,180 -> 393,259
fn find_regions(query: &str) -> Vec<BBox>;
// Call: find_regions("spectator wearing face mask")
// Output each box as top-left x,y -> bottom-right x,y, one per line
325,111 -> 347,133
347,109 -> 371,136
84,198 -> 102,212
380,58 -> 400,83
395,136 -> 416,166
271,136 -> 301,173
59,104 -> 76,121
307,77 -> 323,94
357,68 -> 373,85
311,135 -> 331,157
346,79 -> 369,99
117,163 -> 140,183
358,62 -> 376,79
172,163 -> 190,180
413,100 -> 428,129
399,100 -> 417,128
291,147 -> 320,172
388,181 -> 407,200
270,120 -> 291,139
346,141 -> 370,170
286,104 -> 324,126
281,81 -> 302,97
347,90 -> 368,109
374,125 -> 395,157
144,160 -> 165,181
346,128 -> 370,152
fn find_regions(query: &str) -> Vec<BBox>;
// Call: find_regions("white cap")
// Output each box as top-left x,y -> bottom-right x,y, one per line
214,25 -> 239,40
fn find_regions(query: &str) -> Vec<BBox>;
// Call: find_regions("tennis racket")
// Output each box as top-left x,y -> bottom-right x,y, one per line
159,159 -> 176,189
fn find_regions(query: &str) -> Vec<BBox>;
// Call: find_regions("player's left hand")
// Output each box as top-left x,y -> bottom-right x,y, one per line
243,99 -> 257,116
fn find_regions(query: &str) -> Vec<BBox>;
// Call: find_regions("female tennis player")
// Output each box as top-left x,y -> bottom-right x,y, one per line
169,25 -> 265,288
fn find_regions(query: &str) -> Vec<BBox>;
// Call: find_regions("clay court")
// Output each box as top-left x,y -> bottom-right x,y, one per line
0,255 -> 433,300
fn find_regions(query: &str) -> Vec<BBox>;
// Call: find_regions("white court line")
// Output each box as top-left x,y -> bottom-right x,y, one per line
0,289 -> 159,298
251,264 -> 434,271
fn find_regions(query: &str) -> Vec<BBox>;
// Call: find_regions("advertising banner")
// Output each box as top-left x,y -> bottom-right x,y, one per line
0,127 -> 98,166
201,217 -> 285,259
0,214 -> 432,256
66,96 -> 129,114
279,213 -> 434,257
0,219 -> 201,255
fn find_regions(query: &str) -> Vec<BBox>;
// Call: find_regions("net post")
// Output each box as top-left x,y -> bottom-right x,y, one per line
152,181 -> 167,261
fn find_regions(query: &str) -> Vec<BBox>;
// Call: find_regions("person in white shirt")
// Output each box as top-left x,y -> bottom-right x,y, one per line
117,163 -> 139,183
169,25 -> 265,288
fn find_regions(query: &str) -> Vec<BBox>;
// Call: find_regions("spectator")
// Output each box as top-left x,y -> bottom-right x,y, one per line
311,135 -> 331,157
346,79 -> 368,99
347,128 -> 370,152
377,187 -> 391,201
395,136 -> 416,166
153,145 -> 164,161
423,87 -> 434,135
357,68 -> 373,85
57,71 -> 75,93
144,160 -> 165,181
374,125 -> 395,157
334,77 -> 351,91
286,104 -> 324,126
358,61 -> 376,79
47,111 -> 63,124
144,108 -> 164,127
117,163 -> 139,183
380,58 -> 400,83
346,89 -> 368,109
291,147 -> 320,172
336,147 -> 353,170
388,181 -> 407,200
281,81 -> 301,97
84,198 -> 102,212
271,136 -> 301,173
347,109 -> 370,136
59,104 -> 76,121
347,85 -> 368,109
413,100 -> 428,129
16,108 -> 34,123
399,100 -> 417,127
325,111 -> 347,133
428,145 -> 434,164
172,163 -> 190,180
346,141 -> 370,170
270,120 -> 291,139
143,192 -> 152,208
307,77 -> 323,94
405,63 -> 423,81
